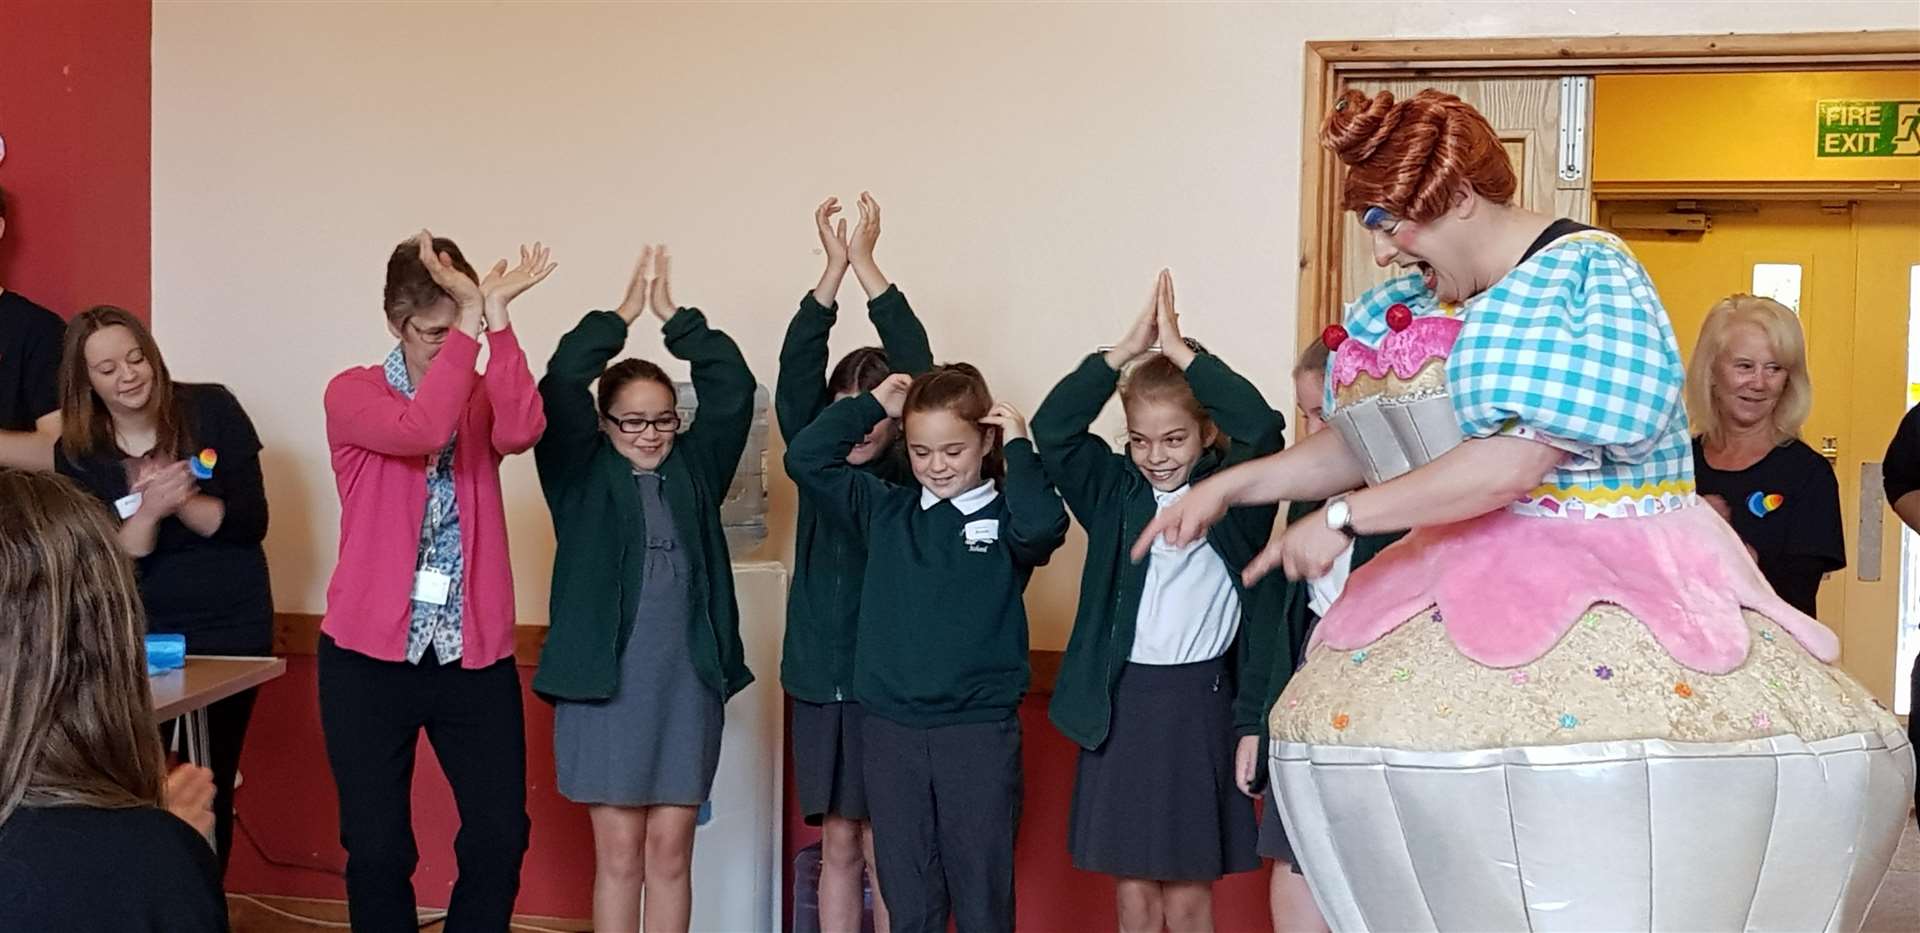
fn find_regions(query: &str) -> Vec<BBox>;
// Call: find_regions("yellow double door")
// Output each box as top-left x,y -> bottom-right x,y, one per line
1608,198 -> 1920,706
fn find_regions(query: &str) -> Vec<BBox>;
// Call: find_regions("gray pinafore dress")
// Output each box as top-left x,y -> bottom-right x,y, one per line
554,471 -> 724,806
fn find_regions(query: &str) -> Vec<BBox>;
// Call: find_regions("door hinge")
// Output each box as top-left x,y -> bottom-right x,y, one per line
1557,77 -> 1590,184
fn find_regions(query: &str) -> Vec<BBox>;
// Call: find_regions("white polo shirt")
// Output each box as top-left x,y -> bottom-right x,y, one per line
1130,485 -> 1242,665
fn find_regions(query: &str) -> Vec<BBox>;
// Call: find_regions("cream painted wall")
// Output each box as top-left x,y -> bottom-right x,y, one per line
153,1 -> 1920,644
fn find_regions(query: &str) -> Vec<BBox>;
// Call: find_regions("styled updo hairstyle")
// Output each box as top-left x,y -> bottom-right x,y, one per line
1320,88 -> 1516,223
902,363 -> 1005,484
1118,338 -> 1228,453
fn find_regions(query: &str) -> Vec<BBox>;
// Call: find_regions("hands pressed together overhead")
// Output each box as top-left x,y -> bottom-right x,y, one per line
615,245 -> 682,325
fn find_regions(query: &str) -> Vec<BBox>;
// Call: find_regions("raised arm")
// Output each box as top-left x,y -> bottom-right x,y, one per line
1032,277 -> 1162,516
478,242 -> 558,454
537,247 -> 663,487
784,375 -> 908,536
868,283 -> 932,376
327,232 -> 487,457
847,192 -> 892,300
774,290 -> 838,442
983,402 -> 1069,567
1155,272 -> 1286,460
325,335 -> 480,457
653,247 -> 755,492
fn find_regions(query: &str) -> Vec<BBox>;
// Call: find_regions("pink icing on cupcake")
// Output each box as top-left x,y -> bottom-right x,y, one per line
1331,315 -> 1464,392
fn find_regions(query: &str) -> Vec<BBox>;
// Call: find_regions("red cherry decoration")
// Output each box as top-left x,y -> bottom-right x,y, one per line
1385,303 -> 1414,332
1321,324 -> 1349,351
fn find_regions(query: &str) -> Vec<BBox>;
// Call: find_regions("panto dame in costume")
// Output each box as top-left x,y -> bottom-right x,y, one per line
1141,88 -> 1913,931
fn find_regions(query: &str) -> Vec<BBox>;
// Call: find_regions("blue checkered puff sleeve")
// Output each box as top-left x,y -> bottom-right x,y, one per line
1448,238 -> 1689,464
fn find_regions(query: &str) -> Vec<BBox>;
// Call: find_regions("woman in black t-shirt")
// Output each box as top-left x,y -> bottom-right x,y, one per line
1685,294 -> 1844,619
0,468 -> 228,933
52,305 -> 272,874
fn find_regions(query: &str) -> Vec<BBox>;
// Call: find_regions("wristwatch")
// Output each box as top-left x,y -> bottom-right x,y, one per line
1324,497 -> 1357,539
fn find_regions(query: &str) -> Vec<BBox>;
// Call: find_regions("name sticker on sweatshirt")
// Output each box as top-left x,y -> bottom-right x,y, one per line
963,519 -> 1000,553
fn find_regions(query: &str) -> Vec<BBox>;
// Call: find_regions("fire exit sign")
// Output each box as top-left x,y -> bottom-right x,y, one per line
1816,100 -> 1920,157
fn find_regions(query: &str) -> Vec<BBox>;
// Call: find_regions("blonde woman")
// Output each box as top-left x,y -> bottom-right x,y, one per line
0,468 -> 226,931
1687,294 -> 1844,618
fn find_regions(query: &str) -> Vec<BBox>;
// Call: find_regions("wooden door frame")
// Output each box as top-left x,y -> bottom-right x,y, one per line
1295,30 -> 1920,353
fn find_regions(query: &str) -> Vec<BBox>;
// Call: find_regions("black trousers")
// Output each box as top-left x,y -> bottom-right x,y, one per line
862,713 -> 1022,933
1911,659 -> 1919,827
317,635 -> 529,933
162,688 -> 257,876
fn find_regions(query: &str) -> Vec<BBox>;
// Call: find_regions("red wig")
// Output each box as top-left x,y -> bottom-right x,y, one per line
1320,88 -> 1516,224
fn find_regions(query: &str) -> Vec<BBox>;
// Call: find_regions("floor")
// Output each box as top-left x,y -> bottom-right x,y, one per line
229,820 -> 1918,932
1866,815 -> 1920,933
225,894 -> 587,932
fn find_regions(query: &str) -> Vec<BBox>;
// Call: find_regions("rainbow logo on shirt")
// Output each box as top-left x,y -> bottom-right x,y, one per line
1746,491 -> 1785,518
189,448 -> 218,480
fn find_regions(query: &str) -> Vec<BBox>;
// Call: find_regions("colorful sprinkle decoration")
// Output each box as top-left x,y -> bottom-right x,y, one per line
1392,667 -> 1412,682
1558,713 -> 1580,729
1674,682 -> 1694,699
1510,670 -> 1530,686
1759,629 -> 1776,642
1594,665 -> 1614,681
1286,697 -> 1299,709
1350,650 -> 1369,665
1752,711 -> 1773,730
1331,712 -> 1351,731
1434,703 -> 1453,718
1768,678 -> 1784,691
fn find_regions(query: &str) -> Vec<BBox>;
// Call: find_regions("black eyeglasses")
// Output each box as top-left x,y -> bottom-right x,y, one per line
608,414 -> 683,435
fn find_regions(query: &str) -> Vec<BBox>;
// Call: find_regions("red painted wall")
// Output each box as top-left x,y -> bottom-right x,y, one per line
235,666 -> 1277,926
0,0 -> 151,319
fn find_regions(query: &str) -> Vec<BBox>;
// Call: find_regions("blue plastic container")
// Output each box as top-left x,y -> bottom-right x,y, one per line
145,633 -> 186,676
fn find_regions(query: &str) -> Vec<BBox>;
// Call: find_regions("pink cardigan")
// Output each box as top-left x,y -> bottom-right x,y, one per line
320,327 -> 546,668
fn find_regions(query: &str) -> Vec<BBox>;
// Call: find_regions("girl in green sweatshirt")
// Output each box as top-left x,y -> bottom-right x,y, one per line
532,247 -> 755,933
775,194 -> 932,933
786,363 -> 1068,933
1033,270 -> 1285,933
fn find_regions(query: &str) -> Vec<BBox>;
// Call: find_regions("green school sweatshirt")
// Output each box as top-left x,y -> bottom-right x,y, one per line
531,309 -> 755,703
1033,352 -> 1287,751
774,286 -> 933,704
784,393 -> 1069,727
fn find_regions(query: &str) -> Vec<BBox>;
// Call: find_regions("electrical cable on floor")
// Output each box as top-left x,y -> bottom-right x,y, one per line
227,813 -> 576,931
234,810 -> 345,878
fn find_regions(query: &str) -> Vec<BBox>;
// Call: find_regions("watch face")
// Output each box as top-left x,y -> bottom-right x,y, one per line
1326,501 -> 1349,529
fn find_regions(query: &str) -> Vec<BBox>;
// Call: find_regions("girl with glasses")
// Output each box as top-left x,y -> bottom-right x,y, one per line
532,246 -> 757,933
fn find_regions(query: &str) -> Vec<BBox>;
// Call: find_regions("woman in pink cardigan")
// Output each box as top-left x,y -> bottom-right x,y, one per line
320,231 -> 553,932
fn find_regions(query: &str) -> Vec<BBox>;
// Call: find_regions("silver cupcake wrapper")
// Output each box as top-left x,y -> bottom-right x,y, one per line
1272,730 -> 1915,932
1328,393 -> 1467,487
